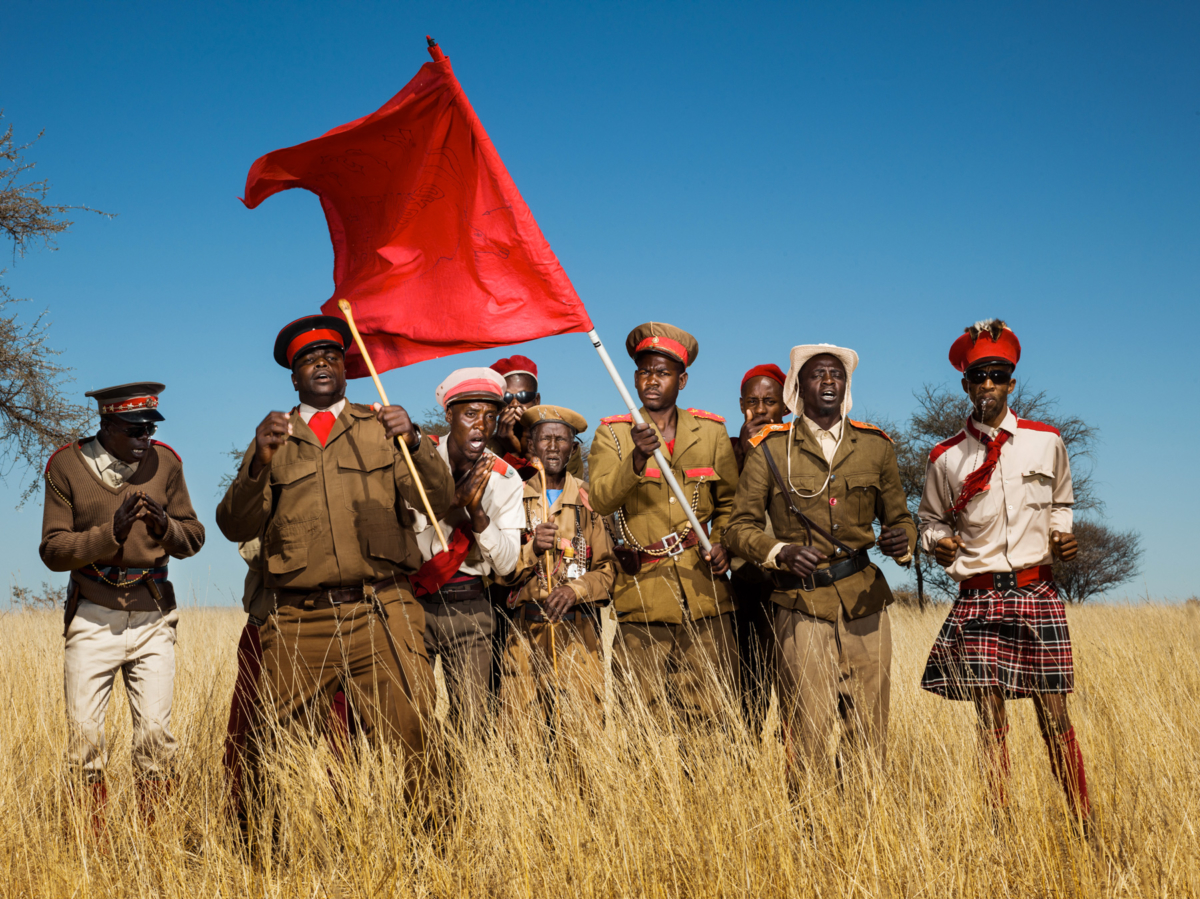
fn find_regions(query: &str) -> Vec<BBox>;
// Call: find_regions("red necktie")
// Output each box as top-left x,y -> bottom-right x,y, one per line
951,418 -> 1011,513
309,410 -> 336,446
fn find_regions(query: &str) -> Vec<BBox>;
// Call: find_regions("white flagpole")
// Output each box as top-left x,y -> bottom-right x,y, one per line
587,328 -> 714,554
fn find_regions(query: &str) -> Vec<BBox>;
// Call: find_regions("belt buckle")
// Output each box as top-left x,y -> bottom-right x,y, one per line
993,571 -> 1018,591
327,589 -> 344,607
799,572 -> 816,593
661,532 -> 685,559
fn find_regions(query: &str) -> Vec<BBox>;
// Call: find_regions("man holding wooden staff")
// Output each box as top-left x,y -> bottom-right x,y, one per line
498,405 -> 618,733
588,322 -> 740,726
216,315 -> 453,799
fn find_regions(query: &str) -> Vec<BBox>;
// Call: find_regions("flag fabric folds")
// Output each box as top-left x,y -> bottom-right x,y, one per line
242,43 -> 593,377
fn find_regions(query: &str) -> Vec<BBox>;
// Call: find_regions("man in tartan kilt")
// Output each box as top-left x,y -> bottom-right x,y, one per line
918,319 -> 1092,830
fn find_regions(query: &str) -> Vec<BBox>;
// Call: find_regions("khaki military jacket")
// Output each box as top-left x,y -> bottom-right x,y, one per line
725,418 -> 916,622
216,403 -> 455,592
588,407 -> 738,624
502,473 -> 618,608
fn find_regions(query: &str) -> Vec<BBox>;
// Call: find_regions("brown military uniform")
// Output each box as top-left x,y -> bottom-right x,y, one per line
216,403 -> 454,777
589,405 -> 740,721
725,417 -> 916,767
499,472 -> 618,730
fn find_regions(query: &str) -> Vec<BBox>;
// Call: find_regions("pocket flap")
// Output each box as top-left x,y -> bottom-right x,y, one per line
338,449 -> 395,473
685,467 -> 717,480
643,468 -> 662,479
843,473 -> 877,491
271,459 -> 317,486
1022,468 -> 1055,480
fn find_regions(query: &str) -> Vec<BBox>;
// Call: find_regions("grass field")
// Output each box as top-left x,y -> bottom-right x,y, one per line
0,602 -> 1197,898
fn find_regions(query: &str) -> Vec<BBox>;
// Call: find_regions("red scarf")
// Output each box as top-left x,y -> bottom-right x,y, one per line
951,417 -> 1011,513
410,523 -> 476,597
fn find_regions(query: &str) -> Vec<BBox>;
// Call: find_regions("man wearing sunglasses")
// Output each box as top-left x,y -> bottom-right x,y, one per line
918,319 -> 1091,832
488,355 -> 584,478
40,382 -> 205,827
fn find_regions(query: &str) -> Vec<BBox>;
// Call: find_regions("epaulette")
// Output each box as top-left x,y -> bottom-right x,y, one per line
848,420 -> 893,443
600,413 -> 633,425
577,485 -> 593,512
686,408 -> 726,424
45,441 -> 76,473
929,431 -> 967,463
428,434 -> 441,445
1017,418 -> 1061,436
491,456 -> 512,477
153,440 -> 181,461
748,422 -> 792,448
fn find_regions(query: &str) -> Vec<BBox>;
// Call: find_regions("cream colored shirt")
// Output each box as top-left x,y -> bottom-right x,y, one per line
81,438 -> 139,489
764,416 -> 844,568
919,408 -> 1073,582
298,399 -> 346,424
411,439 -> 525,578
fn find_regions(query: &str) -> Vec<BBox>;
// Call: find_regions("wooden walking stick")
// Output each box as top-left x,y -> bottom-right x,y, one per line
337,299 -> 449,553
530,457 -> 559,680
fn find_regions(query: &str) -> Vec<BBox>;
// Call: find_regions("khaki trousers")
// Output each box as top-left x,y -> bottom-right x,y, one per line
254,581 -> 434,769
63,600 -> 179,780
617,613 -> 739,725
775,604 -> 891,770
500,614 -> 604,734
419,596 -> 495,729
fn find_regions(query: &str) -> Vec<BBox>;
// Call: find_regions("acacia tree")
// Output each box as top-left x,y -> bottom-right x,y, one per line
0,115 -> 109,502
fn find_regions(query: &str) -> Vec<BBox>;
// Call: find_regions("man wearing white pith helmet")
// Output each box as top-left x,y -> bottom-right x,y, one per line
725,344 -> 915,778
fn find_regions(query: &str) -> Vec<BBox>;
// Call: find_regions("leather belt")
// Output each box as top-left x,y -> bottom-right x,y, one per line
961,564 -> 1054,592
77,564 -> 168,586
638,531 -> 700,566
771,549 -> 871,593
428,576 -> 487,603
274,576 -> 400,610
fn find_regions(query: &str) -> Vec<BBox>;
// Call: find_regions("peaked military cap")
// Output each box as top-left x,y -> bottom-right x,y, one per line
273,315 -> 352,369
85,382 -> 166,423
625,322 -> 699,369
520,404 -> 588,437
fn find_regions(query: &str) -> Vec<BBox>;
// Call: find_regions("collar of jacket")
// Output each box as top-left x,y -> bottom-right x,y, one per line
522,471 -> 584,511
637,405 -> 702,462
793,415 -> 859,471
287,401 -> 371,448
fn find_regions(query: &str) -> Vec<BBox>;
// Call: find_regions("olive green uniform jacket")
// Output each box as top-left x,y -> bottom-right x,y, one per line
724,419 -> 916,622
501,473 -> 618,608
588,407 -> 738,624
216,403 -> 455,591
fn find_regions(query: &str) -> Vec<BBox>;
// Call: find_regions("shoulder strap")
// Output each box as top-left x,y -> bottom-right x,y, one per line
759,441 -> 856,556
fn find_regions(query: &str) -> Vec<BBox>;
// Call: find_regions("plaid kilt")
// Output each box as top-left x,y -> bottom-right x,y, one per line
920,580 -> 1074,699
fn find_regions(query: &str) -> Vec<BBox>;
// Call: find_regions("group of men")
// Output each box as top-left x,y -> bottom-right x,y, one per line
39,315 -> 1092,835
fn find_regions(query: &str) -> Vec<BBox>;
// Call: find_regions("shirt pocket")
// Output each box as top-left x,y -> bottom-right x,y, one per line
338,448 -> 396,513
269,459 -> 319,523
1021,466 -> 1056,510
842,472 -> 879,524
365,511 -> 407,564
266,519 -> 317,575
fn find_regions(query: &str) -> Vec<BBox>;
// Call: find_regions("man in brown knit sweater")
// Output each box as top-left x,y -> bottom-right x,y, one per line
40,381 -> 205,823
216,315 -> 454,805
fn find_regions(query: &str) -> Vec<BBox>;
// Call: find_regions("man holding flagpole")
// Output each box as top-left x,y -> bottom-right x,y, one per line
588,323 -> 740,725
216,316 -> 454,799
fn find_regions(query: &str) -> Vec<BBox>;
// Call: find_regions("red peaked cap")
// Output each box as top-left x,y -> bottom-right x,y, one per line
490,355 -> 538,383
741,363 -> 786,391
949,324 -> 1022,372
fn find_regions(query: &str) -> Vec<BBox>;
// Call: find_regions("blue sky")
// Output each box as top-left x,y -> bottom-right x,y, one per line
2,1 -> 1197,605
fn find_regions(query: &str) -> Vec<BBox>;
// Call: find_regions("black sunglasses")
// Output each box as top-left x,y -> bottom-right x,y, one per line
965,367 -> 1013,385
503,390 -> 537,405
110,422 -> 158,438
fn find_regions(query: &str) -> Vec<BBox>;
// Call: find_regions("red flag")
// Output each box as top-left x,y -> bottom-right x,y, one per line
242,41 -> 593,377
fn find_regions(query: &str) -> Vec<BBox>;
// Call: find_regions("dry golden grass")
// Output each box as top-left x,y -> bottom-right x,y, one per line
0,603 -> 1197,898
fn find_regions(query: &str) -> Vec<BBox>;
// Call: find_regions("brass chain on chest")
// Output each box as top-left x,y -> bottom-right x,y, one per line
524,498 -> 588,590
606,423 -> 702,556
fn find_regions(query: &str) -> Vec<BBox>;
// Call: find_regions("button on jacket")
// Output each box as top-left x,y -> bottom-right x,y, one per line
724,418 -> 915,622
918,409 -> 1073,582
216,403 -> 455,591
588,407 -> 738,624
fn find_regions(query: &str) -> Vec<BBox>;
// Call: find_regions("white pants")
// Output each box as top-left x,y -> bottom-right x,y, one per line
63,600 -> 179,779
